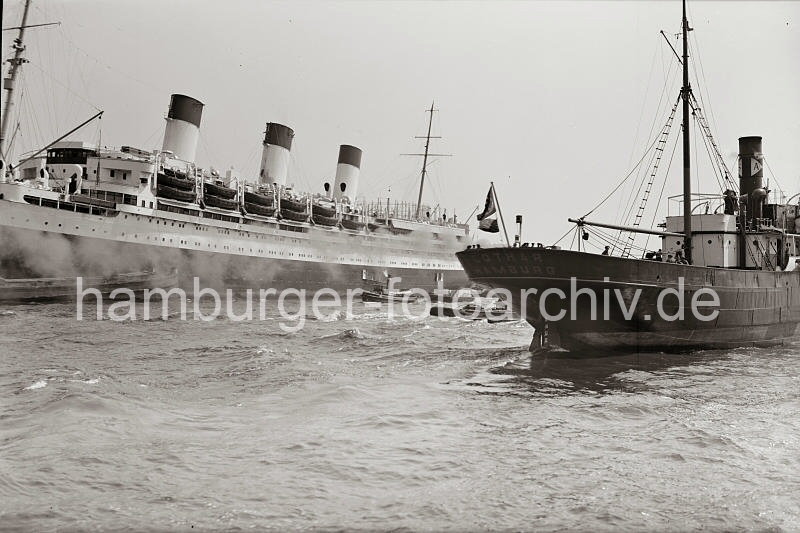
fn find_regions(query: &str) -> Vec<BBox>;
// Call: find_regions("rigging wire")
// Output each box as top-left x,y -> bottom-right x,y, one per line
242,142 -> 261,179
694,116 -> 701,198
579,128 -> 666,220
287,144 -> 314,193
620,96 -> 680,228
643,120 -> 682,252
552,225 -> 576,247
614,49 -> 680,229
687,92 -> 737,193
24,61 -> 101,112
140,123 -> 166,154
689,24 -> 719,138
627,35 -> 662,169
764,158 -> 785,202
610,95 -> 680,255
53,22 -> 162,94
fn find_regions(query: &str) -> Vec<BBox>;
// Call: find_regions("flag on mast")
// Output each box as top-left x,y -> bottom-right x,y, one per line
478,217 -> 499,233
477,186 -> 496,221
476,184 -> 500,232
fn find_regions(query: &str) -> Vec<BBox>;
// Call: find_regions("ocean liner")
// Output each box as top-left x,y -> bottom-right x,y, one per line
457,0 -> 800,354
0,2 -> 469,293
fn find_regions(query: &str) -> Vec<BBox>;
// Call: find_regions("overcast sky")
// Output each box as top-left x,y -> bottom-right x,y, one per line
3,0 -> 798,247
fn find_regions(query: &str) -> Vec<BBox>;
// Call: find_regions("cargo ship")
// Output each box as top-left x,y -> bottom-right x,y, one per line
456,0 -> 800,355
0,2 -> 469,293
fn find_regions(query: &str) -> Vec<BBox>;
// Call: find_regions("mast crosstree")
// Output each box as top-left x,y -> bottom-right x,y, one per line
402,102 -> 451,220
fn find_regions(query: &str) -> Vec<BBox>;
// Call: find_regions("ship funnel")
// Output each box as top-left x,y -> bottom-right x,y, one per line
738,136 -> 765,222
259,123 -> 294,187
161,94 -> 204,162
332,145 -> 362,201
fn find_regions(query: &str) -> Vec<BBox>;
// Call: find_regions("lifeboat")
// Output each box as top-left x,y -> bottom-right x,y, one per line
281,196 -> 307,212
204,182 -> 236,199
243,202 -> 276,217
312,213 -> 338,226
280,209 -> 309,222
312,202 -> 336,218
244,190 -> 274,206
157,172 -> 194,191
203,194 -> 238,210
157,184 -> 197,203
341,216 -> 366,231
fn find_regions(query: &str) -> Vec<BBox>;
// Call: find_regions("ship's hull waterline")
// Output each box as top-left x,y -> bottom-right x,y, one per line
0,194 -> 468,293
457,247 -> 800,354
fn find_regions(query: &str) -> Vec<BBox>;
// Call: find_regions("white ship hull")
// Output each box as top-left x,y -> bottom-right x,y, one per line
0,182 -> 468,292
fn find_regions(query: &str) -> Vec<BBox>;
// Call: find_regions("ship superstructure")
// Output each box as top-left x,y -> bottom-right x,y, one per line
0,90 -> 469,290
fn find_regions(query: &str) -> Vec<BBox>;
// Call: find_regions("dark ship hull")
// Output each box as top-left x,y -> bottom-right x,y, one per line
0,268 -> 178,303
456,247 -> 800,354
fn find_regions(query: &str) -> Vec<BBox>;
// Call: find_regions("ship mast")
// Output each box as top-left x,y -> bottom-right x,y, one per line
414,102 -> 436,219
681,0 -> 693,264
0,0 -> 33,160
406,101 -> 452,219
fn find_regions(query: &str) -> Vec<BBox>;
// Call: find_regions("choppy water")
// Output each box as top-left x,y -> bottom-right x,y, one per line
1,300 -> 799,532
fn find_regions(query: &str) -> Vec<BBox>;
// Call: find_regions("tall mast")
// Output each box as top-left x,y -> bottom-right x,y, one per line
0,0 -> 33,160
681,0 -> 693,264
414,101 -> 436,219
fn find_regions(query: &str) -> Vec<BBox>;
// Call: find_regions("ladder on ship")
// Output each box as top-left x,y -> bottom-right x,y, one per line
621,97 -> 680,258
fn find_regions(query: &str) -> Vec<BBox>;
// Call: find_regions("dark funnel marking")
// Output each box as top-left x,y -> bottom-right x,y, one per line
167,94 -> 204,128
338,145 -> 362,168
264,123 -> 294,150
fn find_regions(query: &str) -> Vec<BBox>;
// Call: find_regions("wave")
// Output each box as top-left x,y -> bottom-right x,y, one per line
338,327 -> 364,340
23,379 -> 47,391
68,378 -> 100,385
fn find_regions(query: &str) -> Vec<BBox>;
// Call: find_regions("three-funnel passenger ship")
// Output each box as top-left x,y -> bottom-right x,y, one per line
457,1 -> 799,354
0,90 -> 469,291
